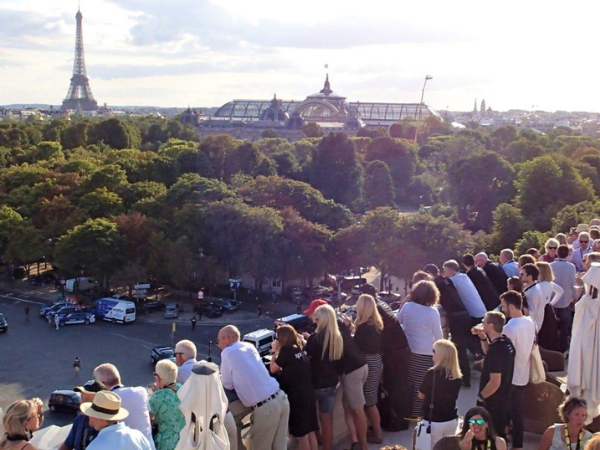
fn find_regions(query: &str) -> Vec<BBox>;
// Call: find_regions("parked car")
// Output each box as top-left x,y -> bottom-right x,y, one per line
151,345 -> 176,364
40,302 -> 70,318
378,291 -> 402,304
47,306 -> 79,323
60,312 -> 95,326
0,313 -> 7,333
213,299 -> 239,313
302,285 -> 331,301
194,303 -> 223,318
274,313 -> 313,334
163,303 -> 179,319
29,272 -> 57,285
140,299 -> 166,312
49,390 -> 81,413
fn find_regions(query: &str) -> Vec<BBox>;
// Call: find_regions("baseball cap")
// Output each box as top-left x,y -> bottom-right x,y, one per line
74,380 -> 106,394
303,299 -> 328,316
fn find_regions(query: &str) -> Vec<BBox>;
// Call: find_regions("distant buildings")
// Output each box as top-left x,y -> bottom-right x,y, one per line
193,75 -> 442,140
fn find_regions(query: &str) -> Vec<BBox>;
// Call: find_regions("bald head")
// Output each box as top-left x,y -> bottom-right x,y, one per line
218,325 -> 241,350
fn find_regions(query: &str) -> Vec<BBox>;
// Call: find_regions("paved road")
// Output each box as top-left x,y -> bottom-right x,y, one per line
0,295 -> 274,427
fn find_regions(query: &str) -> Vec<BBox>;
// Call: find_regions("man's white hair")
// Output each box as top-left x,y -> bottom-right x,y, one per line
175,340 -> 197,359
474,252 -> 489,262
93,363 -> 121,388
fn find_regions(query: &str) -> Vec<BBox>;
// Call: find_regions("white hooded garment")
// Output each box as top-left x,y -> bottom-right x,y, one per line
175,361 -> 230,450
567,262 -> 600,423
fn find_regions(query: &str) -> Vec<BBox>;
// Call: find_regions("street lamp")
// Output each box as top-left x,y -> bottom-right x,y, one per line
414,75 -> 433,144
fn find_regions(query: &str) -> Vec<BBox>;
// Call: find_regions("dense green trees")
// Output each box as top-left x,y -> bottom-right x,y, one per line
2,113 -> 600,289
310,133 -> 363,208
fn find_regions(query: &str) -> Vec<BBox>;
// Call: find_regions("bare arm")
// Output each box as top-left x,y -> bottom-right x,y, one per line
495,436 -> 507,450
538,426 -> 555,450
270,359 -> 281,374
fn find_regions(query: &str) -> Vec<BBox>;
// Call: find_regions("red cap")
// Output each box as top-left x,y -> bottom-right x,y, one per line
303,299 -> 328,316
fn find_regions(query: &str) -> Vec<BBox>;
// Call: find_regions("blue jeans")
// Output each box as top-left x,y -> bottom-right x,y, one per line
314,386 -> 336,414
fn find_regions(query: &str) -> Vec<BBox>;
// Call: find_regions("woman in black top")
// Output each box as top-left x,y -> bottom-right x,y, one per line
271,324 -> 319,450
353,294 -> 385,444
458,406 -> 507,450
418,339 -> 462,449
305,303 -> 343,450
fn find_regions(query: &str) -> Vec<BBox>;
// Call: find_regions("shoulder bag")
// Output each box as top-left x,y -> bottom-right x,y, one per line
414,371 -> 436,450
529,334 -> 546,384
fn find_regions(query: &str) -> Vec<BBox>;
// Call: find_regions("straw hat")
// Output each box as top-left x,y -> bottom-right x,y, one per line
80,391 -> 129,421
576,223 -> 590,234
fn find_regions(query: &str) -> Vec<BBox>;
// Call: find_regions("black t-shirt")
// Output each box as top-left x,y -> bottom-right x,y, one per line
354,322 -> 382,355
419,369 -> 462,422
275,345 -> 313,395
305,331 -> 341,389
376,300 -> 409,353
337,320 -> 367,375
479,335 -> 515,406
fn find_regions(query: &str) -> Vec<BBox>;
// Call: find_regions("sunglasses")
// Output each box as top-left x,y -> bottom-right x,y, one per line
580,240 -> 589,243
174,352 -> 184,356
547,247 -> 557,250
468,419 -> 486,426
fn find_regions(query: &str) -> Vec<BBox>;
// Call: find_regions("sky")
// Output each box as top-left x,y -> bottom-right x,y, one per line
1,0 -> 600,112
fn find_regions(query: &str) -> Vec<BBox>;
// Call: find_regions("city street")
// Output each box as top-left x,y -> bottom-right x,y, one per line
0,294 -> 273,427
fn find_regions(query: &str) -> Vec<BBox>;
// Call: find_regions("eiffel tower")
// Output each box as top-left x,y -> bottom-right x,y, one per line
61,6 -> 98,111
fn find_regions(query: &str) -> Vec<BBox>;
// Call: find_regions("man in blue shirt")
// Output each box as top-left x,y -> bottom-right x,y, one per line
59,380 -> 105,450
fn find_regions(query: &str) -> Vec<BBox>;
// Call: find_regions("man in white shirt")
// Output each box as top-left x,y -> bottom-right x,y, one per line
93,363 -> 155,450
500,249 -> 519,278
520,264 -> 545,331
174,339 -> 197,384
500,291 -> 536,450
81,391 -> 151,450
218,325 -> 290,450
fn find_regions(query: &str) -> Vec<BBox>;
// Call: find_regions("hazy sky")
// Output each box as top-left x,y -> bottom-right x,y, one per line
1,0 -> 599,112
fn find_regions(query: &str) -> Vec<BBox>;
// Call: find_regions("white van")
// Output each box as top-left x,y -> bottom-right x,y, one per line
242,329 -> 275,356
65,277 -> 97,293
93,298 -> 136,324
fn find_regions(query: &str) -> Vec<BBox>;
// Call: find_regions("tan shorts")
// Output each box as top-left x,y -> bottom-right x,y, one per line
342,364 -> 368,409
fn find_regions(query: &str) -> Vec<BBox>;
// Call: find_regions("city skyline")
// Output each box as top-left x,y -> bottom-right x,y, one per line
2,0 -> 600,112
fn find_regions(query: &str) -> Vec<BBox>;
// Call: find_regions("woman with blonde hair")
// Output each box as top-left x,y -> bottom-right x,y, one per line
540,238 -> 560,263
305,303 -> 344,450
0,398 -> 44,450
418,339 -> 462,449
397,280 -> 443,419
536,261 -> 563,351
353,294 -> 384,444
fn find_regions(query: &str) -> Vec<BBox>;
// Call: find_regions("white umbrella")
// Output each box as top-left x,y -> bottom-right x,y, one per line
175,361 -> 229,450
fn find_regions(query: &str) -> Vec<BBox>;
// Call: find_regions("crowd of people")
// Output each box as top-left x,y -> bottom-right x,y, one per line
3,221 -> 600,450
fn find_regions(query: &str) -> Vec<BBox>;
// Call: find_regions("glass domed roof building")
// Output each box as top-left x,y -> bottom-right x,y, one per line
203,75 -> 441,133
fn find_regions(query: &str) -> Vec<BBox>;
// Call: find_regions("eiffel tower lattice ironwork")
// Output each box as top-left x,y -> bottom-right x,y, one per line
61,6 -> 98,111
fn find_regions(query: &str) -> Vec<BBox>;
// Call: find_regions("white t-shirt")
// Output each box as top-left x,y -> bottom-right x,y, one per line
111,386 -> 155,450
502,316 -> 536,386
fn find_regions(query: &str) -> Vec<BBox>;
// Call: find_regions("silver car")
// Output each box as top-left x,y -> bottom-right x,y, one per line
163,303 -> 179,319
